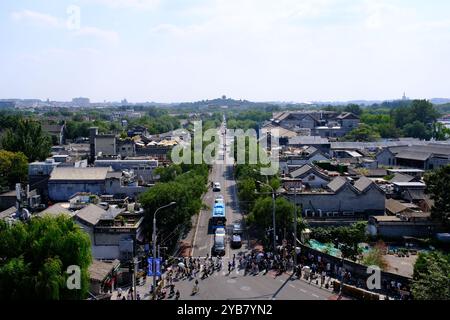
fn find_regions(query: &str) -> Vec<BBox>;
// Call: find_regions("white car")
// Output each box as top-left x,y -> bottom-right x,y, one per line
213,182 -> 221,192
215,196 -> 224,204
215,227 -> 226,237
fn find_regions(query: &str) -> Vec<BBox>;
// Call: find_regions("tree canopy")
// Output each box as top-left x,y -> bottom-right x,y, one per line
424,164 -> 450,226
0,150 -> 28,191
1,119 -> 52,162
0,215 -> 92,300
411,251 -> 450,300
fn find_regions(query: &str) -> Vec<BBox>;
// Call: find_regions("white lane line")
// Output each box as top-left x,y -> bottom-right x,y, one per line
300,289 -> 307,293
312,294 -> 320,298
289,284 -> 296,288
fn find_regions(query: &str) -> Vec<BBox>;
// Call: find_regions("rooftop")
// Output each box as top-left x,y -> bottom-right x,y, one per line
38,203 -> 74,217
89,259 -> 120,282
50,167 -> 111,181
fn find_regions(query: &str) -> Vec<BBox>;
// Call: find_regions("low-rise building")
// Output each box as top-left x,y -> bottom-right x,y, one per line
376,144 -> 450,170
48,167 -> 149,201
285,164 -> 332,189
74,203 -> 144,260
284,176 -> 386,219
95,158 -> 158,184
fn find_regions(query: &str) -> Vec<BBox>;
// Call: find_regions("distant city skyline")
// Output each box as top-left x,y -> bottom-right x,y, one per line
1,0 -> 450,102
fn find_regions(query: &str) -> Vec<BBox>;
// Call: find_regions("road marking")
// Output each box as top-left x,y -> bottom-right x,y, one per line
312,294 -> 320,298
289,284 -> 296,288
300,289 -> 307,293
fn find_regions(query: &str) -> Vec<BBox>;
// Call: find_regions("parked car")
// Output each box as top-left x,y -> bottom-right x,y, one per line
215,195 -> 224,204
212,235 -> 226,256
230,234 -> 242,249
232,223 -> 244,235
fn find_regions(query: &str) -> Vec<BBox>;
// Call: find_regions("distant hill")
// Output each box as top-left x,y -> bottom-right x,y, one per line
430,98 -> 450,105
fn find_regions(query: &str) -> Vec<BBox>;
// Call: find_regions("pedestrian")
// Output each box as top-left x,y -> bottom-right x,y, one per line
321,271 -> 326,287
228,261 -> 232,274
175,290 -> 180,300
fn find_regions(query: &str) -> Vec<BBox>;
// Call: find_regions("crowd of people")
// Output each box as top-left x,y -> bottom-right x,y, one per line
139,246 -> 410,300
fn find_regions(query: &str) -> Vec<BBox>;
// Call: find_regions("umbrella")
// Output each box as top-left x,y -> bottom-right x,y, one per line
178,262 -> 185,268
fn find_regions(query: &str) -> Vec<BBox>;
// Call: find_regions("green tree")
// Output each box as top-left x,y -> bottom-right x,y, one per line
249,197 -> 295,237
403,120 -> 432,140
344,104 -> 363,116
140,165 -> 208,248
343,124 -> 381,142
0,215 -> 92,300
1,119 -> 52,162
311,222 -> 368,261
154,164 -> 183,183
0,150 -> 28,190
424,165 -> 450,225
411,252 -> 450,300
237,178 -> 257,213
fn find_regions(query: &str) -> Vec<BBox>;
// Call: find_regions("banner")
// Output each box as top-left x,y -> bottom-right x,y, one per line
147,258 -> 153,276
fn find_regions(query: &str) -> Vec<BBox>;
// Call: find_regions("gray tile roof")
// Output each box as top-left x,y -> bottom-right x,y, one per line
89,259 -> 120,282
354,176 -> 373,192
290,165 -> 313,178
327,176 -> 348,192
75,204 -> 107,226
390,173 -> 416,183
366,169 -> 388,177
289,136 -> 330,145
38,203 -> 74,217
395,151 -> 431,161
50,167 -> 110,181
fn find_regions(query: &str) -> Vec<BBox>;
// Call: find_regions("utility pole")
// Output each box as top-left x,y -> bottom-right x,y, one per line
293,185 -> 297,267
133,257 -> 138,300
152,202 -> 176,299
270,184 -> 277,254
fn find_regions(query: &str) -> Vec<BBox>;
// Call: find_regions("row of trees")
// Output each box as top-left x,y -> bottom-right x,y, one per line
342,100 -> 447,141
232,136 -> 303,247
140,128 -> 211,251
0,215 -> 92,300
226,109 -> 272,131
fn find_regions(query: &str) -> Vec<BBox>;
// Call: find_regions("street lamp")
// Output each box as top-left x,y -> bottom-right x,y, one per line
152,202 -> 176,297
257,180 -> 277,255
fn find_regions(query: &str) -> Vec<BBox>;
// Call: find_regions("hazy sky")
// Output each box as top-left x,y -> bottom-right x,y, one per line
1,0 -> 450,103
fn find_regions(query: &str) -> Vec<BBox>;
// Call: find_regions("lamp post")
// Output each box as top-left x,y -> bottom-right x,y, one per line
257,180 -> 277,255
152,202 -> 176,298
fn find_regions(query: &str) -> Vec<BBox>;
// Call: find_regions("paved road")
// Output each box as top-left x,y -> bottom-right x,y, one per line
176,118 -> 334,300
191,119 -> 246,259
164,268 -> 336,300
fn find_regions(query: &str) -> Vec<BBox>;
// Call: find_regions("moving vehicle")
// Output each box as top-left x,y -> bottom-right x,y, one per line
232,223 -> 244,235
212,234 -> 226,256
215,195 -> 224,204
230,234 -> 242,249
215,227 -> 226,237
211,203 -> 227,229
213,182 -> 221,192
